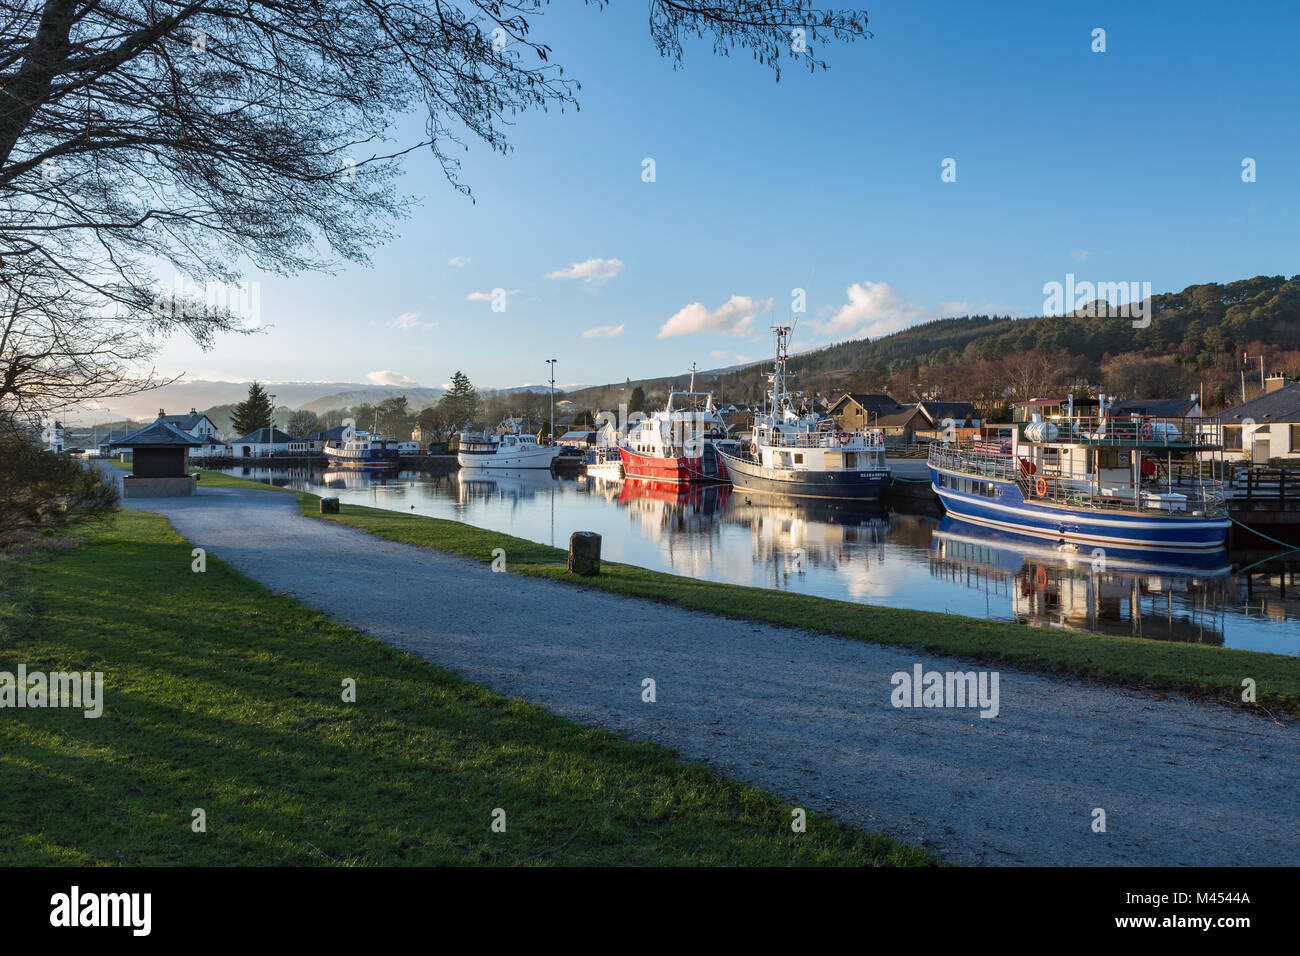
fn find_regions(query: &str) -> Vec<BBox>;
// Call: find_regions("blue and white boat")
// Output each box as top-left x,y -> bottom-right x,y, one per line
716,325 -> 891,499
928,395 -> 1230,552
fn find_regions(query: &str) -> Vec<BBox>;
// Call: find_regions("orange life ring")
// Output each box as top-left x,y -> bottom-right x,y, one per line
838,432 -> 851,446
1035,567 -> 1048,588
1035,476 -> 1048,497
1139,422 -> 1154,440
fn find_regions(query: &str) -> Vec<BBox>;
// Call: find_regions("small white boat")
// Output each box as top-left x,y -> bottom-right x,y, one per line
457,419 -> 561,470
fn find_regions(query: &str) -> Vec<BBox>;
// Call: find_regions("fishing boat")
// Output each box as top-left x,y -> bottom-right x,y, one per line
322,429 -> 399,469
716,325 -> 891,499
618,384 -> 729,484
927,394 -> 1230,551
457,417 -> 562,470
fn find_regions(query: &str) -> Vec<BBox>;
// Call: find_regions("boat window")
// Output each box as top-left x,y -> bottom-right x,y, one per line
794,453 -> 804,464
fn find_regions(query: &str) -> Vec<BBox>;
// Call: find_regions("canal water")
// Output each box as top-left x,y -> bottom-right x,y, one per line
220,465 -> 1300,656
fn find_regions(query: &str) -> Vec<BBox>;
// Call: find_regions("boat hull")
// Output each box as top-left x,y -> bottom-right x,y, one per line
458,445 -> 561,470
718,447 -> 890,500
928,464 -> 1230,551
618,445 -> 728,484
322,449 -> 398,469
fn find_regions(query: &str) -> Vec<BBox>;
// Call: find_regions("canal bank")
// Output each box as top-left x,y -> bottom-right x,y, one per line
113,482 -> 1300,865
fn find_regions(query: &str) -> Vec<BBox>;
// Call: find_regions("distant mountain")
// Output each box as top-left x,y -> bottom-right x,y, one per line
297,386 -> 446,415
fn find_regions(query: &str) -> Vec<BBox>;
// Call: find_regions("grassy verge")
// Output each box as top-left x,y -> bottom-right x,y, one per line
301,498 -> 1300,716
0,511 -> 932,866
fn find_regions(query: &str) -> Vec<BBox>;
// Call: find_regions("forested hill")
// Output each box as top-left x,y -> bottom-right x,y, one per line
568,275 -> 1300,414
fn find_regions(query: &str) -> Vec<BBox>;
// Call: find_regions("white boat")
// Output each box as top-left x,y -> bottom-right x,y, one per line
457,419 -> 561,470
716,326 -> 890,499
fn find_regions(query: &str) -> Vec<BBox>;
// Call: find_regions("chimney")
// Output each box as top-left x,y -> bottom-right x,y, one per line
190,407 -> 197,415
158,408 -> 166,418
1266,373 -> 1287,394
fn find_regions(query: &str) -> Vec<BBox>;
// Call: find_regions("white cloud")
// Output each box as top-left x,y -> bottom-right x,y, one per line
389,311 -> 435,331
466,289 -> 520,302
658,294 -> 773,339
545,257 -> 625,284
366,370 -> 419,387
581,323 -> 625,339
813,282 -> 974,340
1070,250 -> 1094,262
448,256 -> 470,267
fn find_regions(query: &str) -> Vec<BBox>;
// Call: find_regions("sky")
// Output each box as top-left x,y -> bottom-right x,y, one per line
152,0 -> 1299,393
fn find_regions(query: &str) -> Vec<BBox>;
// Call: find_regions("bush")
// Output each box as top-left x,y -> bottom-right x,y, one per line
0,436 -> 118,550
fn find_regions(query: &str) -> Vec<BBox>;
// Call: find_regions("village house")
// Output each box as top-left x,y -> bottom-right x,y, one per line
828,393 -> 930,443
304,424 -> 350,453
156,408 -> 226,458
230,426 -> 304,457
1219,377 -> 1300,463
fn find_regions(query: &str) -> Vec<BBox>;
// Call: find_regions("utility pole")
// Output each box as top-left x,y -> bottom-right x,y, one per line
546,359 -> 557,443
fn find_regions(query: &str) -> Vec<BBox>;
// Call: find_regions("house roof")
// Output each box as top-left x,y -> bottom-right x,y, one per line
559,430 -> 594,440
158,412 -> 210,431
305,425 -> 350,441
109,419 -> 203,448
874,406 -> 927,428
833,393 -> 903,414
918,400 -> 979,421
1110,398 -> 1199,418
1218,381 -> 1300,423
232,427 -> 294,444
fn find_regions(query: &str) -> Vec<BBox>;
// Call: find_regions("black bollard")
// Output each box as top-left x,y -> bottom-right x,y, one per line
568,531 -> 602,576
320,496 -> 340,514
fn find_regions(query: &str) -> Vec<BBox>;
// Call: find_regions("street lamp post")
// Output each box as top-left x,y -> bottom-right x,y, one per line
269,393 -> 276,459
546,359 -> 557,443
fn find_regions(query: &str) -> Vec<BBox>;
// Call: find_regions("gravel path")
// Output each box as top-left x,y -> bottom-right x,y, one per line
125,487 -> 1299,866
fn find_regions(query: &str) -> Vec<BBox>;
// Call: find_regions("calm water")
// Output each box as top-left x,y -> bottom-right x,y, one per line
220,465 -> 1300,656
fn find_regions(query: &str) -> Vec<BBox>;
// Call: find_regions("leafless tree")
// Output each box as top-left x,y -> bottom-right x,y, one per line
0,1 -> 870,422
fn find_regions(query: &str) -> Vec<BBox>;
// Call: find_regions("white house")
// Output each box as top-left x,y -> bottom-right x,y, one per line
1219,378 -> 1300,463
230,427 -> 304,457
157,408 -> 227,458
42,420 -> 67,452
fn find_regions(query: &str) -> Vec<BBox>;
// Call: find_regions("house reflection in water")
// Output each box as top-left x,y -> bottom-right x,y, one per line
930,517 -> 1233,645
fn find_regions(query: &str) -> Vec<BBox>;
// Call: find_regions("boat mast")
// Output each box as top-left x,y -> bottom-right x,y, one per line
769,324 -> 792,419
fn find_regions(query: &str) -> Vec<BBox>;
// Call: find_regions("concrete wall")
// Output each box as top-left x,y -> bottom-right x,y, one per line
121,475 -> 197,498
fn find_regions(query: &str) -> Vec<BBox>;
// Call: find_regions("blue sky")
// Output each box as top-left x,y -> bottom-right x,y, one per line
155,0 -> 1299,392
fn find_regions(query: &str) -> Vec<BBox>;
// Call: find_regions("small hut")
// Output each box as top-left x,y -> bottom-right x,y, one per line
108,416 -> 202,497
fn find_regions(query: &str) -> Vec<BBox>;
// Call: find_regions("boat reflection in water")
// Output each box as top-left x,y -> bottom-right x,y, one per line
723,491 -> 891,585
931,516 -> 1233,645
457,468 -> 563,503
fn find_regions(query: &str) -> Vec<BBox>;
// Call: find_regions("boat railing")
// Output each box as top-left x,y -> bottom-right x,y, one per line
762,429 -> 884,449
1024,415 -> 1223,448
930,445 -> 1227,515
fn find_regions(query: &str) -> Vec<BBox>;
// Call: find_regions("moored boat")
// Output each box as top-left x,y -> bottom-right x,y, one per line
322,429 -> 399,469
928,395 -> 1230,552
457,418 -> 562,470
618,389 -> 730,483
716,325 -> 891,499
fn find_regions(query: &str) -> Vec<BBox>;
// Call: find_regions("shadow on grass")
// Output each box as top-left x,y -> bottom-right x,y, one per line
0,511 -> 933,867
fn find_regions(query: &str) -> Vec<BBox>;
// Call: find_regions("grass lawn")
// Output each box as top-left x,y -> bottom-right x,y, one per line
0,511 -> 933,866
302,498 -> 1300,717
